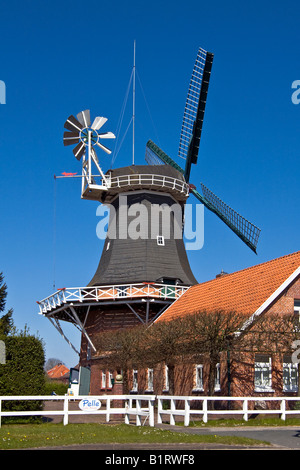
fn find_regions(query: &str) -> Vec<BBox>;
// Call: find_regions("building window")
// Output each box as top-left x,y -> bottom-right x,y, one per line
157,235 -> 165,246
294,300 -> 300,313
283,355 -> 298,392
193,364 -> 204,391
164,365 -> 169,392
214,363 -> 221,391
132,370 -> 138,392
87,344 -> 91,361
118,286 -> 128,297
108,371 -> 114,389
101,370 -> 106,389
147,368 -> 154,391
254,355 -> 272,392
294,300 -> 300,330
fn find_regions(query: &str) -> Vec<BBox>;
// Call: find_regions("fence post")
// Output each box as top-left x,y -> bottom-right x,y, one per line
170,398 -> 175,425
203,398 -> 208,423
106,398 -> 111,423
157,397 -> 162,424
124,400 -> 130,425
184,399 -> 190,427
280,399 -> 286,421
0,398 -> 2,428
149,398 -> 155,427
243,399 -> 248,421
136,399 -> 142,426
63,396 -> 69,425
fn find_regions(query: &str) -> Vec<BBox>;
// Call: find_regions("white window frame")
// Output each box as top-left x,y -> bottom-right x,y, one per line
101,370 -> 106,389
294,300 -> 300,330
117,286 -> 128,298
157,235 -> 165,246
254,355 -> 273,392
147,368 -> 154,391
108,370 -> 114,389
132,369 -> 138,392
193,364 -> 204,391
214,363 -> 221,392
163,365 -> 169,392
283,356 -> 298,392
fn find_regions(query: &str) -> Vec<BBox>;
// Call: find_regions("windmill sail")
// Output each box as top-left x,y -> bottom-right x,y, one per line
193,184 -> 261,253
145,140 -> 184,174
145,140 -> 261,253
178,48 -> 214,182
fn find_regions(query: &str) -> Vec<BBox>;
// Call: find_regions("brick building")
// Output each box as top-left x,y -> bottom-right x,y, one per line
47,363 -> 70,383
86,251 -> 300,398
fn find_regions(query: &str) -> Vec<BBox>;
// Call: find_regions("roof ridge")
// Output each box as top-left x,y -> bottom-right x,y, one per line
195,250 -> 300,287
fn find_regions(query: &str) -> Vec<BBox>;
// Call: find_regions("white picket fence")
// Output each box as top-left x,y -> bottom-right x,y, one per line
1,395 -> 300,428
157,395 -> 300,426
0,395 -> 155,428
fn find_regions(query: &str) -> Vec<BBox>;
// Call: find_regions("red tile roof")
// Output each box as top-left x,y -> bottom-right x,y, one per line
47,364 -> 69,379
157,251 -> 300,323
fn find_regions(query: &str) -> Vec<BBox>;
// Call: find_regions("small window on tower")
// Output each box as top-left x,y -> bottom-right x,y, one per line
118,286 -> 128,297
157,235 -> 165,246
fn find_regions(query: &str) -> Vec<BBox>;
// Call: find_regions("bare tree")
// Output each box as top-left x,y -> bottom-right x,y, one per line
93,310 -> 300,397
94,325 -> 147,393
182,310 -> 248,396
236,312 -> 297,353
45,358 -> 65,371
235,312 -> 300,394
141,317 -> 192,394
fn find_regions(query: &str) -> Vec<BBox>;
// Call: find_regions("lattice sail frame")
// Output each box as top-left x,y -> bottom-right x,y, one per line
200,184 -> 261,251
178,48 -> 207,161
145,140 -> 261,254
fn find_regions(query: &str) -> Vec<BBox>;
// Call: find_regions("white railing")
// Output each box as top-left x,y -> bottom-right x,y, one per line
157,396 -> 300,426
106,174 -> 189,196
37,283 -> 189,314
0,395 -> 156,428
2,395 -> 300,428
81,173 -> 190,201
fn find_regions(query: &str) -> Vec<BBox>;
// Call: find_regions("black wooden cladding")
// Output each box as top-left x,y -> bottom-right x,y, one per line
88,191 -> 197,287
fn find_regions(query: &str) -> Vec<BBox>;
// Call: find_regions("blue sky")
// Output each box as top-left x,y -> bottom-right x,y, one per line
0,0 -> 299,368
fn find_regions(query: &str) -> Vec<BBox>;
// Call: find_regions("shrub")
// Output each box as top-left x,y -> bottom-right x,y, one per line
0,332 -> 46,418
44,379 -> 69,396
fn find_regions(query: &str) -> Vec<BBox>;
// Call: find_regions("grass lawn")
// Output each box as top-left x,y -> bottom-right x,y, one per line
0,422 -> 270,449
187,417 -> 300,428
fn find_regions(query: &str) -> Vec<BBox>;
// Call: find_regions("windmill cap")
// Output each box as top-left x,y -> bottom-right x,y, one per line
106,164 -> 185,181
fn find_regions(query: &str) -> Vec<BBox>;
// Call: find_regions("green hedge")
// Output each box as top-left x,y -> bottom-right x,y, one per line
44,380 -> 69,396
0,334 -> 46,416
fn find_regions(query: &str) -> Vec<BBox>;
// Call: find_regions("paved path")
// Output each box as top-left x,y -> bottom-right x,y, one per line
158,423 -> 300,450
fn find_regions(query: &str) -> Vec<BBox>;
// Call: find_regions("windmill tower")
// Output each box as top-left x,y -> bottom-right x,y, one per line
38,47 -> 261,395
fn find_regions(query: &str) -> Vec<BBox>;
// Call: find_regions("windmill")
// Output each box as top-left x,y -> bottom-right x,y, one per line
145,47 -> 261,254
38,45 -> 261,395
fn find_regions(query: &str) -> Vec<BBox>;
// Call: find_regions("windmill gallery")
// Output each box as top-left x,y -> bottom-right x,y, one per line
37,46 -> 300,400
